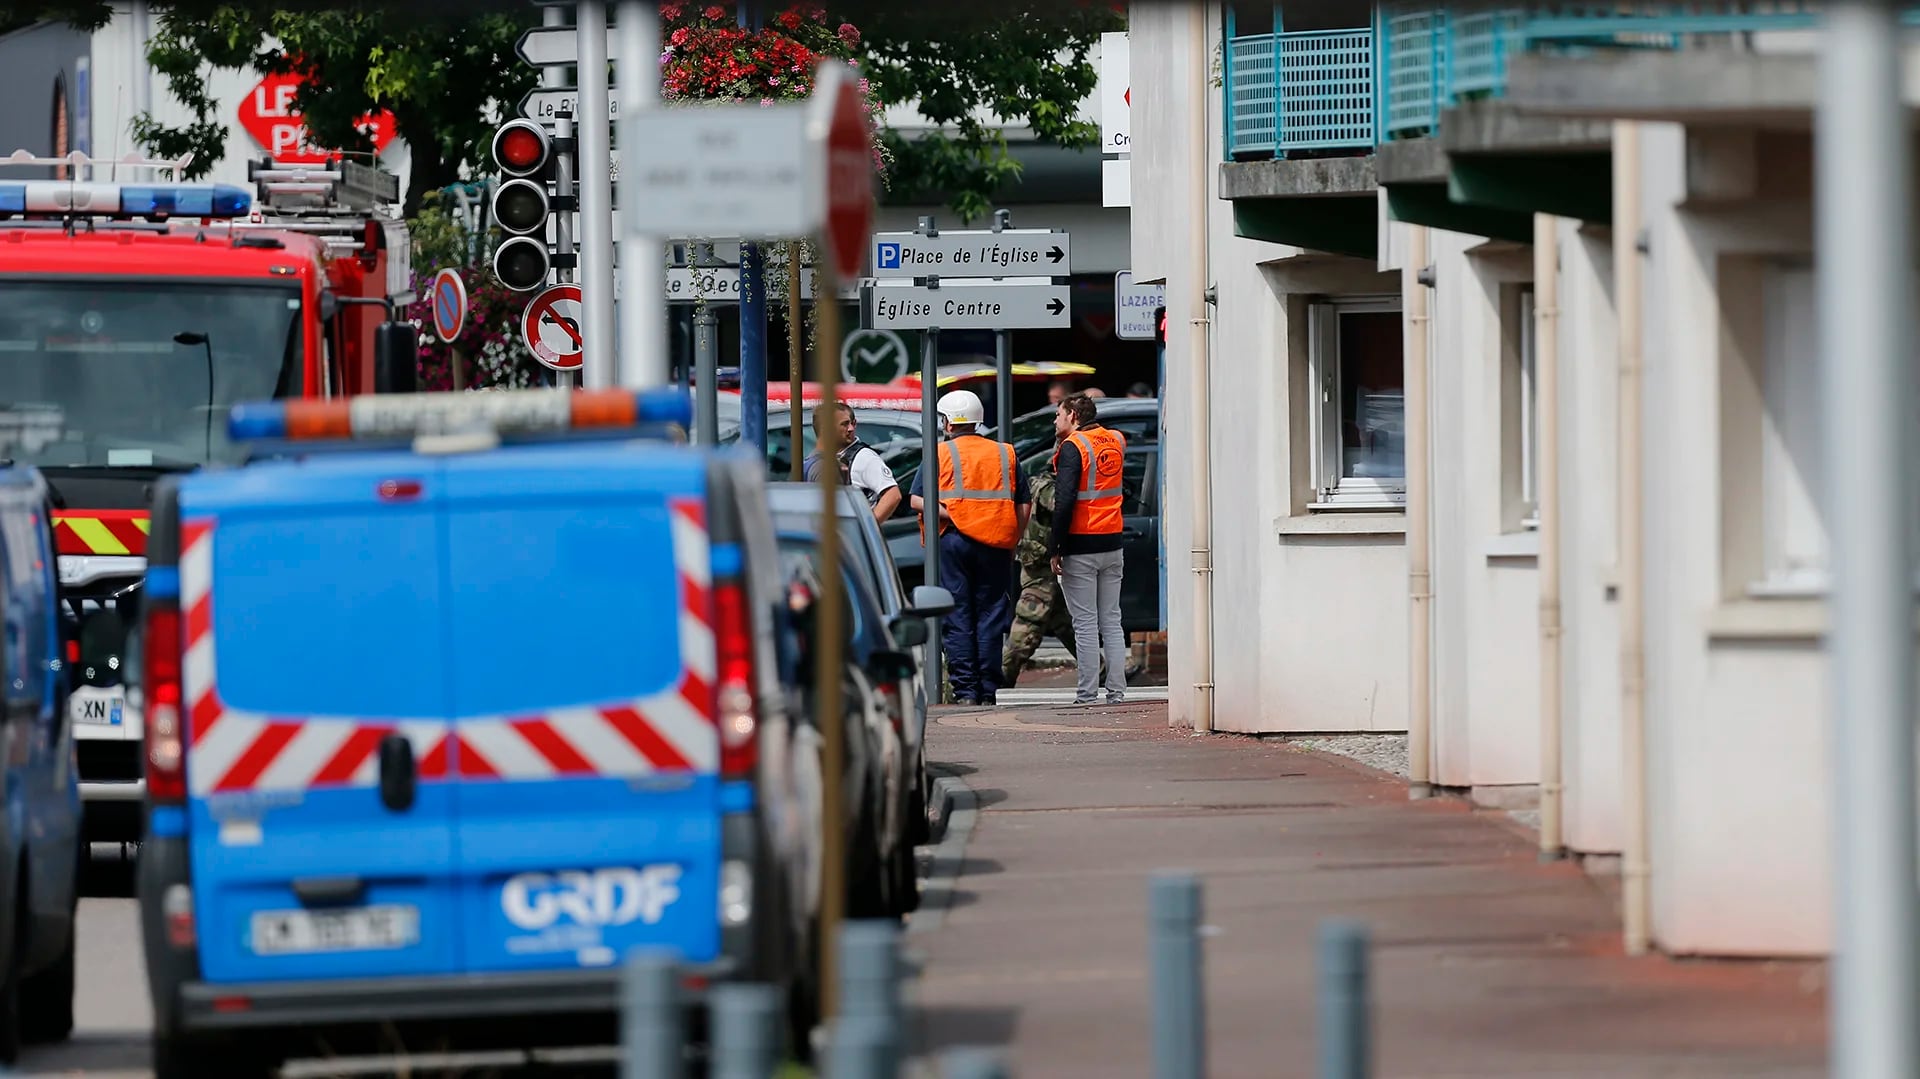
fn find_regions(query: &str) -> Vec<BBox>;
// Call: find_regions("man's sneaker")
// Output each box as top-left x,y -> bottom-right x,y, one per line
1107,692 -> 1126,704
1072,696 -> 1098,706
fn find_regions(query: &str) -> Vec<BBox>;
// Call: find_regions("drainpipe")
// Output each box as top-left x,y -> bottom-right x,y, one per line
1614,121 -> 1651,956
1405,224 -> 1433,798
1535,213 -> 1565,858
1186,0 -> 1216,735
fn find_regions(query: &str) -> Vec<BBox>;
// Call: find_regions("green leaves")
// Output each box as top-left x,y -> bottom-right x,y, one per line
855,5 -> 1121,222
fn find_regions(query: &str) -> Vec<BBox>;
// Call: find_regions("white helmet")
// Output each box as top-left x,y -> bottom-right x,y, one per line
936,389 -> 985,428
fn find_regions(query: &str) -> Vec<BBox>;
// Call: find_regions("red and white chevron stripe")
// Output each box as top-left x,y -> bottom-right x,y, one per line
179,496 -> 718,797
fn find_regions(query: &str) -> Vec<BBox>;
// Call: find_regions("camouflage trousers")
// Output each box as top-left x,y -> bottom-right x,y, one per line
1001,560 -> 1077,686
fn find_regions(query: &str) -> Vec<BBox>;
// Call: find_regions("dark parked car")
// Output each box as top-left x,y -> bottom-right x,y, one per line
881,398 -> 1163,632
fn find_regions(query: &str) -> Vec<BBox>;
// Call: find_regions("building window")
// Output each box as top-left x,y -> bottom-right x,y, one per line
1755,263 -> 1830,594
1308,297 -> 1405,508
1516,285 -> 1540,530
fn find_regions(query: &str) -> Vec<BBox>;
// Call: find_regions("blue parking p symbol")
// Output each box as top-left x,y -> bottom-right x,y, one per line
876,242 -> 901,270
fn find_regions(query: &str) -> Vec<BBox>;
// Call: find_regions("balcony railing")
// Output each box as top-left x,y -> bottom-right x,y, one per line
1224,2 -> 1859,160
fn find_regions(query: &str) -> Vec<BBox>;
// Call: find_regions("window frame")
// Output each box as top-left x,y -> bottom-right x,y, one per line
1307,295 -> 1407,510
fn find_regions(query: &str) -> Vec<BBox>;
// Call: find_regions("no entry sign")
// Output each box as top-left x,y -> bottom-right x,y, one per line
521,283 -> 585,371
431,269 -> 468,344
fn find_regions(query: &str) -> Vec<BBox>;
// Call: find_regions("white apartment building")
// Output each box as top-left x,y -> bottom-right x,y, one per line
1129,0 -> 1902,958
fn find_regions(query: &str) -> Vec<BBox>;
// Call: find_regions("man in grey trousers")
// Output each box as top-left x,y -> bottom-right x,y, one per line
1048,392 -> 1128,705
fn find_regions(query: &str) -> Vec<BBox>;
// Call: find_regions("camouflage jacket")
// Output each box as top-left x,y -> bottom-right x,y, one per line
1015,469 -> 1057,568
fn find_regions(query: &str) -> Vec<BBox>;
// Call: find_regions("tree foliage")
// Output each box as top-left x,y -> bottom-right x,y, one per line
857,3 -> 1121,222
133,4 -> 538,216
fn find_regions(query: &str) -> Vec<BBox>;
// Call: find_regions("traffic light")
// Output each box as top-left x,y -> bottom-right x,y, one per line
490,119 -> 554,292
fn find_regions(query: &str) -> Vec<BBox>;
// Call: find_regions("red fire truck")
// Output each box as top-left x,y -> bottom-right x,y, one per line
0,151 -> 417,844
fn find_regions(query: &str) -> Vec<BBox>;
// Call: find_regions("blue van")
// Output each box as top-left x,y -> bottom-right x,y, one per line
134,388 -> 817,1076
0,461 -> 82,1063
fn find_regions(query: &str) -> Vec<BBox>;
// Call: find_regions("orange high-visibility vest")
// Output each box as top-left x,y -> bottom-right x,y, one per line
1062,426 -> 1126,535
921,435 -> 1019,549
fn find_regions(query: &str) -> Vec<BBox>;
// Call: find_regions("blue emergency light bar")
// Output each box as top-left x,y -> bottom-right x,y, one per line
228,387 -> 695,443
0,181 -> 253,219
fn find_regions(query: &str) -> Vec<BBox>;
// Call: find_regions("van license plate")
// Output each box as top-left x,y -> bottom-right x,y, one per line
250,905 -> 419,955
69,688 -> 123,727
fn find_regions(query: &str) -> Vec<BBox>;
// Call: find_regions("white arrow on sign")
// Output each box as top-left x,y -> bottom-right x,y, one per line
519,89 -> 621,123
869,229 -> 1069,280
517,27 -> 626,68
866,278 -> 1071,331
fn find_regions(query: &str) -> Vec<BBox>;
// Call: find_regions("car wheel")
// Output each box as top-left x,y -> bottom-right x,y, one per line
153,1031 -> 278,1079
786,927 -> 821,1064
908,772 -> 930,847
890,831 -> 920,915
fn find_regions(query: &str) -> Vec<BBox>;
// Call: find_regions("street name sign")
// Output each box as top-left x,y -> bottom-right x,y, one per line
666,266 -> 822,302
519,89 -> 621,124
1113,270 -> 1166,341
621,104 -> 816,241
516,27 -> 627,68
869,229 -> 1069,279
865,279 -> 1071,331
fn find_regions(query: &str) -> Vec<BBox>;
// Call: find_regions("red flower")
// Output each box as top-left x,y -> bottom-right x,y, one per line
660,3 -> 682,20
837,22 -> 860,47
703,4 -> 726,19
670,27 -> 689,44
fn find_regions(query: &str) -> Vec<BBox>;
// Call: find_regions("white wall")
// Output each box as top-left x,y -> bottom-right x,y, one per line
1555,218 -> 1624,854
1128,1 -> 1204,730
1637,122 -> 1833,955
1423,229 -> 1542,788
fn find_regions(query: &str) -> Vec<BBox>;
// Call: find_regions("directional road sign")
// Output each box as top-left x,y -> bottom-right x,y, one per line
516,27 -> 627,68
841,329 -> 911,383
431,268 -> 468,344
521,283 -> 585,371
865,279 -> 1071,331
1113,270 -> 1166,341
869,229 -> 1069,279
519,89 -> 621,124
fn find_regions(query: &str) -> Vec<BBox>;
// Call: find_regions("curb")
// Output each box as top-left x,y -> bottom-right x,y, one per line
908,766 -> 978,937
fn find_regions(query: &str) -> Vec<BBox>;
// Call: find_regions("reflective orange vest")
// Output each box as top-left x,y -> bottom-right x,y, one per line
921,435 -> 1019,549
1061,426 -> 1126,535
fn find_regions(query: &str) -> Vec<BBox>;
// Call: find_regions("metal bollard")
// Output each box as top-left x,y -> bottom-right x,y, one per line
1316,921 -> 1371,1079
831,919 -> 904,1079
1148,871 -> 1206,1079
622,949 -> 685,1079
711,983 -> 783,1079
941,1047 -> 1009,1079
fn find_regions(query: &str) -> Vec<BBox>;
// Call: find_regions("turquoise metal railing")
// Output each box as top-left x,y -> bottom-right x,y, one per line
1224,1 -> 1866,159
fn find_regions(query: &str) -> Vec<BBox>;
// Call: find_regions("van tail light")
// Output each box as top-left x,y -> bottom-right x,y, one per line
143,602 -> 186,805
713,580 -> 758,780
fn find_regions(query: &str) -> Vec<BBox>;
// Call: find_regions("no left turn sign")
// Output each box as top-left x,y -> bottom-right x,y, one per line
521,283 -> 585,371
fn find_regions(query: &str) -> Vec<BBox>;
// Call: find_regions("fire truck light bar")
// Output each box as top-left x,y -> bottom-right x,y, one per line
0,181 -> 253,219
227,388 -> 695,442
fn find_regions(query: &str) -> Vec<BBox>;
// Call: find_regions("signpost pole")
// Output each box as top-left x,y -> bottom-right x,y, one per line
920,323 -> 943,704
789,241 -> 806,480
695,248 -> 720,443
552,109 -> 578,388
616,0 -> 665,390
574,0 -> 616,390
741,241 -> 770,454
992,209 -> 1014,434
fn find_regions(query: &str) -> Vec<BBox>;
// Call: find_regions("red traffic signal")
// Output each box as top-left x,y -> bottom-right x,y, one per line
492,119 -> 551,178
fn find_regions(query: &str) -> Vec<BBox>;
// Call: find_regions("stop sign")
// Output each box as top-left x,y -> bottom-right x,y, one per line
816,64 -> 873,281
237,70 -> 397,166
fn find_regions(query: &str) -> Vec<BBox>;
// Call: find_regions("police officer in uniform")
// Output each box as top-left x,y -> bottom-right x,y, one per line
1050,392 -> 1128,704
804,402 -> 902,522
909,389 -> 1029,706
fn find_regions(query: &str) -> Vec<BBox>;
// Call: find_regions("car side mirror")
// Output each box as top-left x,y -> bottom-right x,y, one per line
907,585 -> 956,619
888,616 -> 929,649
373,321 -> 418,395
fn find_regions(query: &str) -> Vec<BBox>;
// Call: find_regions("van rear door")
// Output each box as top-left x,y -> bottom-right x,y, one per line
180,454 -> 461,983
440,443 -> 722,973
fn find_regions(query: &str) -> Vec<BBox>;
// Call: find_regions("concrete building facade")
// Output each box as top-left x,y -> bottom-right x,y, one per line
1130,0 -> 1899,958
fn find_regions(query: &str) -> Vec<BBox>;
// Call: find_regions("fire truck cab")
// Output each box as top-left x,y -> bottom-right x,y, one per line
0,151 -> 417,845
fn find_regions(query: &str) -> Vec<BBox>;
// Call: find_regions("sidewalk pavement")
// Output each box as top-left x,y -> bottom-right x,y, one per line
904,701 -> 1827,1078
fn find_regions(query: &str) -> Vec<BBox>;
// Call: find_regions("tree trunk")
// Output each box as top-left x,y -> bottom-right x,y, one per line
401,124 -> 458,219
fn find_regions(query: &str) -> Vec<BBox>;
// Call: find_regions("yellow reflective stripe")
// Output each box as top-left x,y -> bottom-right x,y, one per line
1086,486 -> 1123,499
64,517 -> 129,555
940,439 -> 1014,499
134,518 -> 152,534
